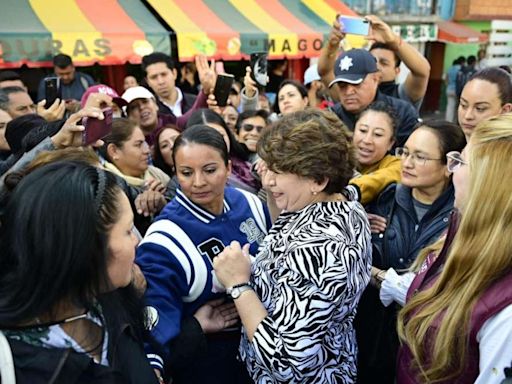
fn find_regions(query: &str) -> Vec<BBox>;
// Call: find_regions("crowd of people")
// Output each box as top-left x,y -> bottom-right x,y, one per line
0,13 -> 512,384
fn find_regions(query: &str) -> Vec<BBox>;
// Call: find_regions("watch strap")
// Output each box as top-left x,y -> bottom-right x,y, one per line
226,282 -> 250,294
226,282 -> 252,299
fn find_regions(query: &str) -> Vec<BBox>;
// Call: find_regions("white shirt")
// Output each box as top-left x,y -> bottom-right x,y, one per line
475,304 -> 512,383
380,268 -> 512,383
160,87 -> 184,117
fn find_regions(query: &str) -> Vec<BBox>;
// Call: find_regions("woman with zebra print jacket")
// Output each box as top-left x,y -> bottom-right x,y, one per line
214,109 -> 372,383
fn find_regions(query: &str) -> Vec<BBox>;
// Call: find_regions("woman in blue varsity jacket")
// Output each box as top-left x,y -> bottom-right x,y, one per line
136,125 -> 271,384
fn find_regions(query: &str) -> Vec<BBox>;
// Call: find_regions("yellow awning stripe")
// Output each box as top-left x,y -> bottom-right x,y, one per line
29,0 -> 102,61
229,0 -> 299,56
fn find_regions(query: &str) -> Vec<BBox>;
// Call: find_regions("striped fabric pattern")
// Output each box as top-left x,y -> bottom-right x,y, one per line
146,0 -> 366,61
240,201 -> 372,383
0,0 -> 170,67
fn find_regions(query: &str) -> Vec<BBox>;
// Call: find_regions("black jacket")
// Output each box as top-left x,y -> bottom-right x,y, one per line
355,183 -> 454,384
332,91 -> 419,148
155,90 -> 197,117
8,324 -> 158,384
367,183 -> 454,270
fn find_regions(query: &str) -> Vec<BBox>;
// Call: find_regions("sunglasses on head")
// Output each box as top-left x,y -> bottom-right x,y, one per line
241,123 -> 264,133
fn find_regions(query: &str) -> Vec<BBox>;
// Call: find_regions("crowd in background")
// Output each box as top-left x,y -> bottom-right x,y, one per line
0,13 -> 512,384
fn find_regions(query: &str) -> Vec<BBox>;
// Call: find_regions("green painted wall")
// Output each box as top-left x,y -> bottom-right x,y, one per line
437,21 -> 490,112
442,21 -> 490,71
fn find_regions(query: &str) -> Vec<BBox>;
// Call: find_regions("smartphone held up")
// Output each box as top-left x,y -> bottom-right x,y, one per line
82,108 -> 113,146
250,52 -> 268,87
338,15 -> 370,36
44,77 -> 62,108
213,74 -> 235,107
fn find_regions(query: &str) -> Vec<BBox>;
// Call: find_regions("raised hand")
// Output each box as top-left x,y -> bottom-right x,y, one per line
196,55 -> 217,95
51,107 -> 104,149
37,98 -> 66,122
244,66 -> 258,98
364,15 -> 400,49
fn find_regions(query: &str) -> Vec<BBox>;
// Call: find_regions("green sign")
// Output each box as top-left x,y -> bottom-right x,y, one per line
391,24 -> 438,42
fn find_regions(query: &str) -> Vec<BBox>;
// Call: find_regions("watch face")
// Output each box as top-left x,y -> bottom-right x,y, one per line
231,287 -> 241,299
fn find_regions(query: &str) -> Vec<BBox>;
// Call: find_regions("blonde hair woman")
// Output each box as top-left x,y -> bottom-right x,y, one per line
397,113 -> 512,384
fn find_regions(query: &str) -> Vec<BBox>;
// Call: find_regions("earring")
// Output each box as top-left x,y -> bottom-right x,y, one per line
312,190 -> 318,196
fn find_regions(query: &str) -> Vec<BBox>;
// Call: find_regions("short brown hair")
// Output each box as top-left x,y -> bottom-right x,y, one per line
258,108 -> 355,194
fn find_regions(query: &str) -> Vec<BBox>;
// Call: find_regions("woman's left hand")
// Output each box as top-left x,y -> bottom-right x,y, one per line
213,241 -> 252,288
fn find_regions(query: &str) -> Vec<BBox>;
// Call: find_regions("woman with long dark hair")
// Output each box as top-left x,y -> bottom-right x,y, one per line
0,161 -> 158,383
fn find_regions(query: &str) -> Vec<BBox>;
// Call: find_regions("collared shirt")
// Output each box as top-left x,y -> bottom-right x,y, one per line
241,200 -> 371,383
159,87 -> 184,117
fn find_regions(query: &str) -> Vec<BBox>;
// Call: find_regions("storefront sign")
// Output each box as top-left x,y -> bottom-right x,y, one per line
391,24 -> 438,42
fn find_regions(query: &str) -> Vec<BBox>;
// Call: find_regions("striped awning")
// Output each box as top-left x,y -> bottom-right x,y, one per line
146,0 -> 366,61
437,21 -> 488,44
0,0 -> 171,68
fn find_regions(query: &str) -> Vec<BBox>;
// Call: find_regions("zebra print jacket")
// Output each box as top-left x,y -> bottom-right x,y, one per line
240,200 -> 372,383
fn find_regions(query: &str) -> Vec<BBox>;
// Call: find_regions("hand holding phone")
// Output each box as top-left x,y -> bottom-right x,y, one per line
82,108 -> 113,146
338,15 -> 370,36
44,77 -> 61,108
250,52 -> 268,87
213,74 -> 235,107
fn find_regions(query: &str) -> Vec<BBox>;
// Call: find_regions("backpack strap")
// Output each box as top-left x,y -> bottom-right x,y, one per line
79,75 -> 91,92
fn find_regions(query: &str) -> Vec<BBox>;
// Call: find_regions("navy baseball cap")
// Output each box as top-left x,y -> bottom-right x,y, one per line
328,49 -> 378,88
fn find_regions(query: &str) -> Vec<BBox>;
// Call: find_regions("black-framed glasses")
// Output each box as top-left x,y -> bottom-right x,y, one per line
395,147 -> 443,166
241,123 -> 264,133
446,151 -> 468,173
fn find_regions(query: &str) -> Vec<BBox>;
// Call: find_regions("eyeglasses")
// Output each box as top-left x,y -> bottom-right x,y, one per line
395,147 -> 443,166
446,151 -> 468,173
241,123 -> 264,133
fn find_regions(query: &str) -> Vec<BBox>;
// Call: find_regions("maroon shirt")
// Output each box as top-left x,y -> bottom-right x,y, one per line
144,91 -> 208,146
397,212 -> 512,383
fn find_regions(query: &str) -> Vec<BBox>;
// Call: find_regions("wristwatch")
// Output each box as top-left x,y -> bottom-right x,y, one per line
226,283 -> 253,299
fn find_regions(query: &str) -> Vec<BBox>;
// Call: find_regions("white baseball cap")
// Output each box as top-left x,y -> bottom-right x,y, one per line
304,64 -> 321,86
121,86 -> 155,104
